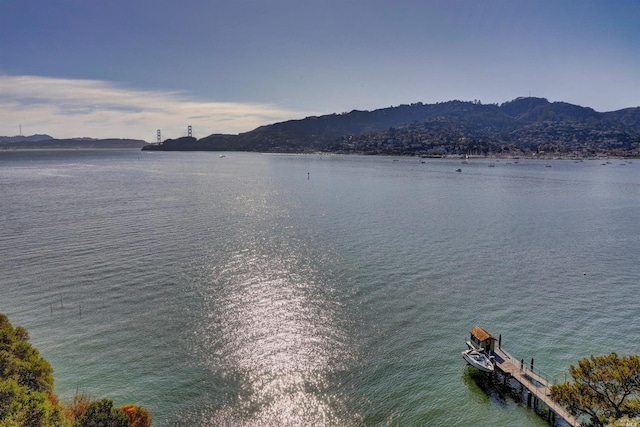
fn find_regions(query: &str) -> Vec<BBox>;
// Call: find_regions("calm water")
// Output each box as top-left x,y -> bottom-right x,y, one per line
1,150 -> 639,426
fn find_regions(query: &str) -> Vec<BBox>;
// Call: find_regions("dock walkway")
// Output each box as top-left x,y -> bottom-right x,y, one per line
491,347 -> 580,427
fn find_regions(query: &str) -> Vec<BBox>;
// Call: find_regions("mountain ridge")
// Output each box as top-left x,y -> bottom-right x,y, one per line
4,97 -> 638,157
144,97 -> 640,157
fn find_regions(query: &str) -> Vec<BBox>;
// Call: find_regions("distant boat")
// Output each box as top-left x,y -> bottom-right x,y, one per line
456,168 -> 462,172
462,155 -> 469,164
219,154 -> 226,158
462,349 -> 494,372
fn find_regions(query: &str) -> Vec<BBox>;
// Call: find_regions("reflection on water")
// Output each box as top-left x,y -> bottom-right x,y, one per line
4,152 -> 639,427
191,231 -> 355,426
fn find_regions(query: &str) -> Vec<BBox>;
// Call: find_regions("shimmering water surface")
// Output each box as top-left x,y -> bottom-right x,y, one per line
1,150 -> 639,426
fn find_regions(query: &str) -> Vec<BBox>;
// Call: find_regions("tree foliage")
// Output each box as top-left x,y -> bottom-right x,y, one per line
551,353 -> 640,427
0,314 -> 61,427
62,393 -> 95,425
0,313 -> 152,426
120,404 -> 152,427
74,399 -> 129,427
0,314 -> 54,394
608,415 -> 640,427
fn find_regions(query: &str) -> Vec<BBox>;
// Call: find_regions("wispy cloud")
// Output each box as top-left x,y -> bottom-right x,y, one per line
0,75 -> 313,140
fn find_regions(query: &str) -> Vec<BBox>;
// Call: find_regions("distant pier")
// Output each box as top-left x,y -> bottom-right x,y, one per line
467,326 -> 580,427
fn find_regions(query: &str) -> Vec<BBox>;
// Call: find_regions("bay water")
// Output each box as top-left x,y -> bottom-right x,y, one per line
1,150 -> 639,426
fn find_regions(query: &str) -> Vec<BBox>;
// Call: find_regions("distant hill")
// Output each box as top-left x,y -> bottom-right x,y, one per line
1,135 -> 147,149
143,97 -> 640,157
0,134 -> 55,143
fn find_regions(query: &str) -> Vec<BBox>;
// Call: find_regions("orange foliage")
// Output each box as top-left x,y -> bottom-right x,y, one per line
120,403 -> 152,427
63,393 -> 91,423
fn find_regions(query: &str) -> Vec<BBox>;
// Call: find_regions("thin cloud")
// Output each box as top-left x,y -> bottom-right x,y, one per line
0,75 -> 313,140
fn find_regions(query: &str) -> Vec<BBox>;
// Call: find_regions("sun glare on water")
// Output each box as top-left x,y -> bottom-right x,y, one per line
191,234 -> 356,426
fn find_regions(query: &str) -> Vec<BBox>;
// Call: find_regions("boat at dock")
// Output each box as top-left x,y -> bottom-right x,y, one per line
463,326 -> 579,426
465,340 -> 479,350
462,348 -> 494,372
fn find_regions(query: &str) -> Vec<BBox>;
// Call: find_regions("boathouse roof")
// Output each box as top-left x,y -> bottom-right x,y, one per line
470,326 -> 495,342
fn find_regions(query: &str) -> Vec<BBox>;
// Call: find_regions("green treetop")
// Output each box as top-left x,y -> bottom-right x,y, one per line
551,352 -> 640,427
0,313 -> 152,427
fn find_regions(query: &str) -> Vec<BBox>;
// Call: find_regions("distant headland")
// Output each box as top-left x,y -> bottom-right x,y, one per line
142,97 -> 639,158
0,134 -> 146,150
4,97 -> 639,158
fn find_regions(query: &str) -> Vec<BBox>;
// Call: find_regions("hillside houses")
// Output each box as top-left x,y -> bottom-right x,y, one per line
326,118 -> 639,158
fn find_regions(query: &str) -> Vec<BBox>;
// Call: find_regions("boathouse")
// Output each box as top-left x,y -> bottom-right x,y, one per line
469,326 -> 496,353
466,326 -> 580,426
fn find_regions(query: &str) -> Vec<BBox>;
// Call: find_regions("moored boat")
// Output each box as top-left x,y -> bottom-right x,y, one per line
462,349 -> 494,372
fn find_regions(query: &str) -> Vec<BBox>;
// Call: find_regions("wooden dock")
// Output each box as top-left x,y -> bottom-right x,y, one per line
491,347 -> 580,427
467,326 -> 580,427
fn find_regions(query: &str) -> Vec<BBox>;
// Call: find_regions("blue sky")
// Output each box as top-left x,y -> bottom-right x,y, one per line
1,0 -> 638,140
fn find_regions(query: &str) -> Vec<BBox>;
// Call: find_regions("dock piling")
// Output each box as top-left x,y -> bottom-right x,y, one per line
466,326 -> 579,427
